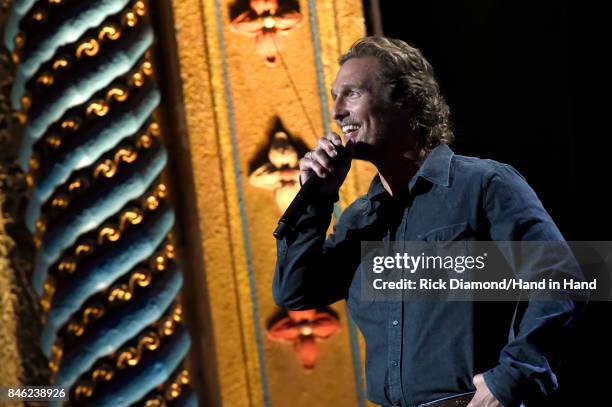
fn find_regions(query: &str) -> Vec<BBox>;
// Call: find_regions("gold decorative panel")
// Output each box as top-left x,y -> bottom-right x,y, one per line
168,0 -> 377,405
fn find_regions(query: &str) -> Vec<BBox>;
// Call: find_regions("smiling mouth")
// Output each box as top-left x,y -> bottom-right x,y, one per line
341,124 -> 361,141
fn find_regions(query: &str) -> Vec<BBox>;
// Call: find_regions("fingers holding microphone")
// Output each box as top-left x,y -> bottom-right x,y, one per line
273,132 -> 353,237
299,133 -> 339,182
299,132 -> 354,196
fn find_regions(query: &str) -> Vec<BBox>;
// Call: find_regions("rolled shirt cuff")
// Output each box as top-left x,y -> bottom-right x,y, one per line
483,364 -> 525,407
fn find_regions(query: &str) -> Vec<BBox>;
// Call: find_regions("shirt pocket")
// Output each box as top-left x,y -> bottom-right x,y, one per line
422,221 -> 475,241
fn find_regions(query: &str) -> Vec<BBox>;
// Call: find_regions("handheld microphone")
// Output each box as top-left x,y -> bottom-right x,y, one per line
273,143 -> 348,239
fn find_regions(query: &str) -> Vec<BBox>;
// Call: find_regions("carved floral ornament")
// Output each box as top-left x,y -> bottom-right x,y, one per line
249,131 -> 300,211
267,308 -> 340,371
230,0 -> 302,65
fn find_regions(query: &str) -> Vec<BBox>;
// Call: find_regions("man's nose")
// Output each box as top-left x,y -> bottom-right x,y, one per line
333,97 -> 348,122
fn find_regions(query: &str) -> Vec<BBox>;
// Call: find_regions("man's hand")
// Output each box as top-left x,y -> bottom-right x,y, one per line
299,132 -> 354,196
467,374 -> 503,407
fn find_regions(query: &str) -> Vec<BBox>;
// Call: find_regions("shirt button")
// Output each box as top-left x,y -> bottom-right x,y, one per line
392,360 -> 398,367
392,320 -> 399,326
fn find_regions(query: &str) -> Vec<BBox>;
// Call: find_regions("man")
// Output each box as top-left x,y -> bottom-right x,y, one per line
273,37 -> 582,407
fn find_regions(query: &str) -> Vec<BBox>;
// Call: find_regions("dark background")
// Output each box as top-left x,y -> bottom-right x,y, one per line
368,0 -> 609,405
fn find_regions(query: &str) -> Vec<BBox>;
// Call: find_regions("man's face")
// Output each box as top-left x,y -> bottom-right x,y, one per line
331,56 -> 403,159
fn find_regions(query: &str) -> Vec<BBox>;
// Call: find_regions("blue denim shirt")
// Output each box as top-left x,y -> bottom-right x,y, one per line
273,144 -> 582,407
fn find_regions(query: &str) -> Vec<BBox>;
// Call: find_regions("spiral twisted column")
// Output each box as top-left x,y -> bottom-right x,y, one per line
4,0 -> 197,405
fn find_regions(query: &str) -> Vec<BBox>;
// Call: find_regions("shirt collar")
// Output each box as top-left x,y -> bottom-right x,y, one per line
366,143 -> 454,199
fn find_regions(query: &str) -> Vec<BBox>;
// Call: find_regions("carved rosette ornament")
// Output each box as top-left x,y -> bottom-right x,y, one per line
3,0 -> 196,405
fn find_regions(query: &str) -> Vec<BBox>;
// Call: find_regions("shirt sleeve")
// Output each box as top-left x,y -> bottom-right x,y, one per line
481,163 -> 586,407
273,197 -> 364,310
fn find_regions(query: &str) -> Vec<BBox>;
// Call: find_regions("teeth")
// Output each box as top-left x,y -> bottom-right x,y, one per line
342,125 -> 360,134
